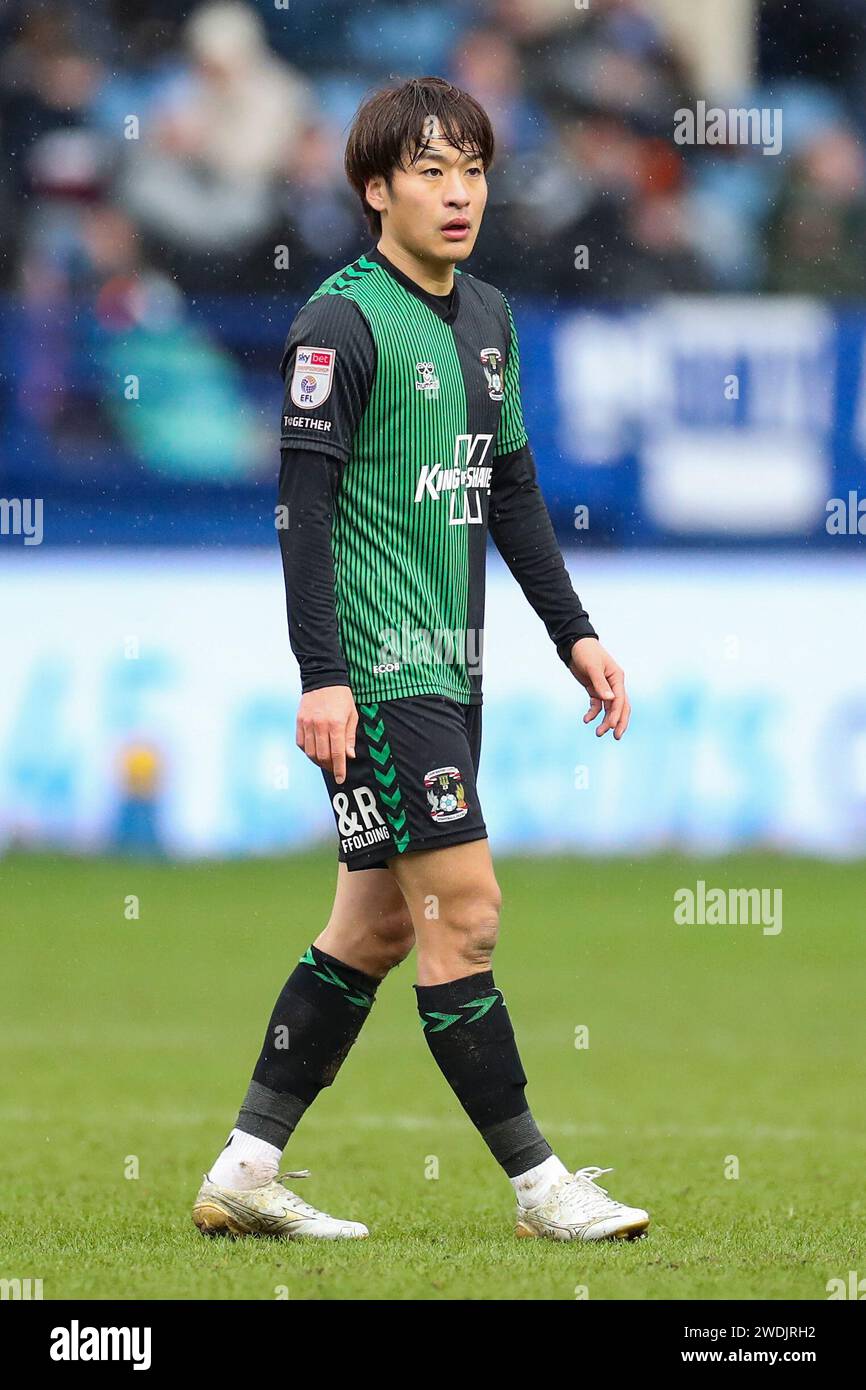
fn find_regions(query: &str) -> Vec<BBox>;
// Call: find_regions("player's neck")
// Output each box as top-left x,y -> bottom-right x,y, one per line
375,236 -> 454,296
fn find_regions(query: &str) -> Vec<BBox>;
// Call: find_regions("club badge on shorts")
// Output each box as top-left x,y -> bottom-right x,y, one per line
424,766 -> 468,823
291,346 -> 335,408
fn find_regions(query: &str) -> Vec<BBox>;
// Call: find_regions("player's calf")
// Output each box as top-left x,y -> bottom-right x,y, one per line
203,941 -> 384,1200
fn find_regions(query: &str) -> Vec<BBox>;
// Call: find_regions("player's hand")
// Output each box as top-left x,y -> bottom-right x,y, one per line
568,638 -> 631,740
296,686 -> 359,784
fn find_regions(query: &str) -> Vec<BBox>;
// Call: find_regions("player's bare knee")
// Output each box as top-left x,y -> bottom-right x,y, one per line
372,909 -> 415,971
445,887 -> 501,967
464,914 -> 500,967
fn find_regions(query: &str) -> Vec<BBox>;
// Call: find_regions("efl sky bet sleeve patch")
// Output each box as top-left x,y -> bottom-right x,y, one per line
290,346 -> 336,409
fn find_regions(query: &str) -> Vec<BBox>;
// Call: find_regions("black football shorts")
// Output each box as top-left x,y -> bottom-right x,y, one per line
321,694 -> 487,870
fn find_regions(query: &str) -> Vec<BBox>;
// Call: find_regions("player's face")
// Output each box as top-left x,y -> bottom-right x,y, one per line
370,121 -> 488,267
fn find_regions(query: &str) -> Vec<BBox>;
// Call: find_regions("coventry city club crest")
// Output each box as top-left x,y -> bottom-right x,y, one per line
415,360 -> 440,401
424,766 -> 468,823
479,347 -> 503,401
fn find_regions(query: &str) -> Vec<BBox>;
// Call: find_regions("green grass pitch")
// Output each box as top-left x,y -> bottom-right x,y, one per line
1,851 -> 863,1301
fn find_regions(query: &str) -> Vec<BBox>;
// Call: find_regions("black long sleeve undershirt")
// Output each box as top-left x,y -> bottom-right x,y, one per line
488,441 -> 597,665
277,446 -> 350,693
278,440 -> 598,693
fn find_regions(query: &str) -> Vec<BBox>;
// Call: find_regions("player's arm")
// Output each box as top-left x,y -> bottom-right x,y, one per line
277,445 -> 357,783
489,295 -> 630,740
277,294 -> 375,780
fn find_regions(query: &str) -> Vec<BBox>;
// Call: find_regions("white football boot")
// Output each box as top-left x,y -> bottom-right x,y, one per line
192,1168 -> 369,1240
515,1165 -> 649,1241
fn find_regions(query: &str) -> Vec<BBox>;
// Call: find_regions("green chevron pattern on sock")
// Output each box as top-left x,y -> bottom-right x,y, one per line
298,945 -> 373,1008
420,990 -> 503,1030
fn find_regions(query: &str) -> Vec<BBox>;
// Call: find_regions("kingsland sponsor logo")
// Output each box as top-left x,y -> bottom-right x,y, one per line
414,434 -> 493,525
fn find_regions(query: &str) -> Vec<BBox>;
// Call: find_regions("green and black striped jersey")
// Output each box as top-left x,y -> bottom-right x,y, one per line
278,245 -> 597,705
279,246 -> 527,705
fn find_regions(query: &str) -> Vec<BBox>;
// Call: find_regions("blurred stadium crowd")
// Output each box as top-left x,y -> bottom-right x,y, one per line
3,0 -> 866,300
2,0 -> 866,526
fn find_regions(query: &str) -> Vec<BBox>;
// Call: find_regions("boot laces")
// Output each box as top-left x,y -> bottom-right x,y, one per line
554,1166 -> 621,1220
276,1168 -> 331,1220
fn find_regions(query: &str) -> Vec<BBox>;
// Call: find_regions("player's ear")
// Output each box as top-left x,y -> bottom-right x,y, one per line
365,175 -> 388,214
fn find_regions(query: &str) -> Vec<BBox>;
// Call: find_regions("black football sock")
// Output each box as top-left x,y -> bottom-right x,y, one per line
414,970 -> 552,1177
236,943 -> 380,1150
